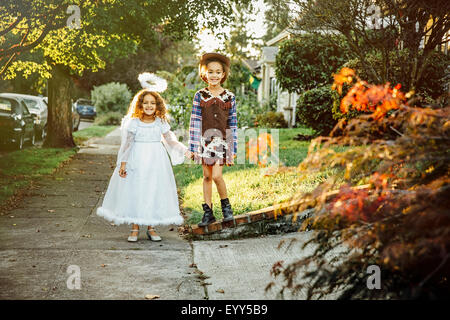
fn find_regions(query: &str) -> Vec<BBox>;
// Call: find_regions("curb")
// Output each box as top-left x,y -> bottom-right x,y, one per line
188,202 -> 315,240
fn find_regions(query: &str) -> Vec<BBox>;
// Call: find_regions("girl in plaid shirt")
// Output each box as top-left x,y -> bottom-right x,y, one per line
188,52 -> 237,227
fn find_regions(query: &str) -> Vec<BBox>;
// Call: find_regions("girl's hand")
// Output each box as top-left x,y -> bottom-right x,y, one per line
185,150 -> 192,159
119,164 -> 127,178
192,152 -> 201,162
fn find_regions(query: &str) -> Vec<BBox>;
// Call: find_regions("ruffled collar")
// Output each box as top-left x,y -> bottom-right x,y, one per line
199,87 -> 233,104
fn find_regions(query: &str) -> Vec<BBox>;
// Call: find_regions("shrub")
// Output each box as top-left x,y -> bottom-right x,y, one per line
255,111 -> 288,128
267,68 -> 450,299
91,82 -> 132,114
275,34 -> 350,93
344,49 -> 450,100
296,86 -> 338,135
237,91 -> 268,128
93,111 -> 124,126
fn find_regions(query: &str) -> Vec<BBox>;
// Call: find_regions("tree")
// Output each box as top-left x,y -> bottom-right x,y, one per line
0,0 -> 247,147
224,2 -> 259,60
282,0 -> 450,94
275,33 -> 351,93
262,0 -> 291,42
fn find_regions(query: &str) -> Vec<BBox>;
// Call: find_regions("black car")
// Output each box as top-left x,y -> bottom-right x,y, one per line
0,96 -> 36,149
74,99 -> 96,120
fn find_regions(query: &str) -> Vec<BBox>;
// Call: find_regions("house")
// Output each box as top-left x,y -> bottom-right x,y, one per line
255,29 -> 302,128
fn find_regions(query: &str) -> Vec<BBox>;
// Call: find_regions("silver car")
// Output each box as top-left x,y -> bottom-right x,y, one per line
0,93 -> 48,141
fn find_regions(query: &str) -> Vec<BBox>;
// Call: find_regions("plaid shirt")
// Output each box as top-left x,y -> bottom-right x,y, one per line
188,90 -> 238,156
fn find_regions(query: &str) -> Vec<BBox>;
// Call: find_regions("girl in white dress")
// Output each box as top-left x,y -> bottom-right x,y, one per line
96,86 -> 190,242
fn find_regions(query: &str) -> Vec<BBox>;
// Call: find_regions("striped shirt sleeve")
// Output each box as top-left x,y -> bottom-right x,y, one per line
188,91 -> 202,153
228,95 -> 238,156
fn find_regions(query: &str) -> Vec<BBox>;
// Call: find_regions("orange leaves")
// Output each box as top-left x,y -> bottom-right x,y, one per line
246,132 -> 276,167
331,67 -> 355,95
332,68 -> 407,120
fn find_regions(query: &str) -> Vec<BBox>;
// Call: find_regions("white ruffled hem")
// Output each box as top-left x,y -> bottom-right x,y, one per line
96,207 -> 185,226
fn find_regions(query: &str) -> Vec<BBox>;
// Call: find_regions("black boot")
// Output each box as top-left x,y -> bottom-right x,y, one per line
198,203 -> 216,227
221,198 -> 234,222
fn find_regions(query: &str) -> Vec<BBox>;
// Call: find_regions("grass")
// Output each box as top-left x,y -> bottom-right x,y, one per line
0,124 -> 117,209
174,126 -> 336,225
0,147 -> 77,207
72,124 -> 117,145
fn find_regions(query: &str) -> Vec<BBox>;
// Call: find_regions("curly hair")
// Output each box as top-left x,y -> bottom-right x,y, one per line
127,89 -> 169,122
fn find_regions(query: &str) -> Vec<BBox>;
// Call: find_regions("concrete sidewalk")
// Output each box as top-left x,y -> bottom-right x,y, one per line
0,127 -> 337,300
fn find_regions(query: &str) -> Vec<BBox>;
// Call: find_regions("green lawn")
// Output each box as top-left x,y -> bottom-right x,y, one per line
0,124 -> 117,209
174,127 -> 336,224
0,147 -> 77,207
73,124 -> 117,145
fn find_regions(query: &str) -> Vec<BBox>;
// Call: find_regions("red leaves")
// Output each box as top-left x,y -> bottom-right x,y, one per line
332,68 -> 407,120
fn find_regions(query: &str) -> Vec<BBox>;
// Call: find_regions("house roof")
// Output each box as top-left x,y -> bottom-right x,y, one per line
242,59 -> 259,72
261,47 -> 278,63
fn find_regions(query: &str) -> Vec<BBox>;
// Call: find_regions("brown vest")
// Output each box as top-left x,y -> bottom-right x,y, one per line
199,88 -> 233,141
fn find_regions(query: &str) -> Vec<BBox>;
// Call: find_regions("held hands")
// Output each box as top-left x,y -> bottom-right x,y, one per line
185,151 -> 201,162
119,163 -> 127,178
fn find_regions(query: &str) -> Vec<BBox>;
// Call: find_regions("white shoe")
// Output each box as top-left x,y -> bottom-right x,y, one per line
146,229 -> 161,241
127,229 -> 139,242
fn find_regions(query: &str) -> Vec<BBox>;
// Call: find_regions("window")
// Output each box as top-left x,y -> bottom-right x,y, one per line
21,101 -> 30,115
270,77 -> 278,96
0,98 -> 13,113
24,99 -> 40,112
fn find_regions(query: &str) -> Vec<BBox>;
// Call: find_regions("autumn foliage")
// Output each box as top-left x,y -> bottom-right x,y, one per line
267,68 -> 450,299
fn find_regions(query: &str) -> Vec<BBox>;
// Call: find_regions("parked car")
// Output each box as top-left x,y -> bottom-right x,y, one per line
0,93 -> 48,141
72,102 -> 80,131
0,95 -> 36,149
74,98 -> 96,120
42,97 -> 80,131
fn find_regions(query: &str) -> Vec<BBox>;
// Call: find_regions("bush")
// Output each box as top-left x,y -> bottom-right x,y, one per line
236,91 -> 267,128
91,82 -> 132,114
275,34 -> 350,93
344,49 -> 450,100
296,86 -> 338,135
94,111 -> 123,126
268,68 -> 450,299
255,111 -> 288,128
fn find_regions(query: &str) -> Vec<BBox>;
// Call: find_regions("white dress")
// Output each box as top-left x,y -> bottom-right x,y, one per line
96,117 -> 187,226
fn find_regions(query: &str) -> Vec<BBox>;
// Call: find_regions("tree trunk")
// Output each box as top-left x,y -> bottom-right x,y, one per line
43,64 -> 76,148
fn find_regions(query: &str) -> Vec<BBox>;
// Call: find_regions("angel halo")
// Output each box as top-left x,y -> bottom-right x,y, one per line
119,72 -> 168,149
137,72 -> 167,92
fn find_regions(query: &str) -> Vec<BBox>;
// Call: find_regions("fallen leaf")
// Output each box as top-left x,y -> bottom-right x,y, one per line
219,245 -> 228,248
189,263 -> 197,268
144,294 -> 160,300
100,264 -> 106,267
9,215 -> 14,218
169,227 -> 174,231
12,224 -> 16,226
110,223 -> 116,226
36,229 -> 40,232
216,289 -> 225,294
82,234 -> 91,238
47,209 -> 55,213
